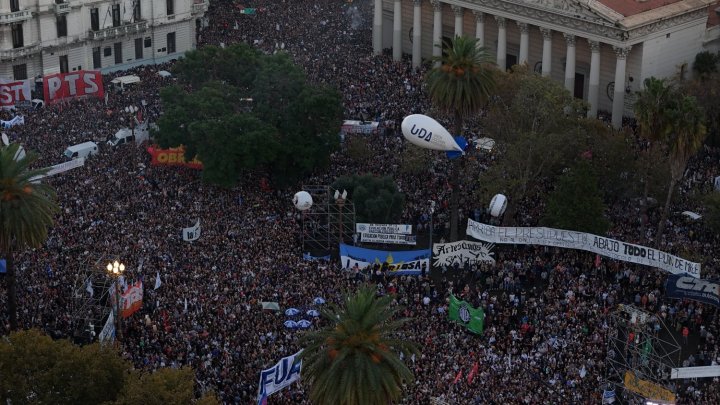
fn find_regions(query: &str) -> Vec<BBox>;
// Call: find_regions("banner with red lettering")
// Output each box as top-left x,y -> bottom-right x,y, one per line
120,280 -> 143,318
43,70 -> 104,104
146,145 -> 203,169
0,78 -> 33,108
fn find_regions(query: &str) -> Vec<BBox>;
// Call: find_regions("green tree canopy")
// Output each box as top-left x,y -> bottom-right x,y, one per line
155,43 -> 343,187
300,286 -> 417,405
541,160 -> 610,235
692,51 -> 719,78
332,175 -> 405,224
0,330 -> 219,405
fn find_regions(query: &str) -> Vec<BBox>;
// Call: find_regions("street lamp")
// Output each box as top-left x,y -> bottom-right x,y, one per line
124,105 -> 139,138
429,200 -> 436,249
106,260 -> 125,342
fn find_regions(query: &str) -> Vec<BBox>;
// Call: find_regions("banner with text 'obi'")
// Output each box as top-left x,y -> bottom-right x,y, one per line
466,219 -> 700,278
146,145 -> 203,169
339,243 -> 429,275
43,70 -> 104,104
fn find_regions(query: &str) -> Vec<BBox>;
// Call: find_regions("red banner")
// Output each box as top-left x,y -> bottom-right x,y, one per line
146,145 -> 203,169
120,281 -> 143,319
43,70 -> 104,104
0,78 -> 32,108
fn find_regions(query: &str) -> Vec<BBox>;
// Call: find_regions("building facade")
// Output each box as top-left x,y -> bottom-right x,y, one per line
374,0 -> 720,128
0,0 -> 208,79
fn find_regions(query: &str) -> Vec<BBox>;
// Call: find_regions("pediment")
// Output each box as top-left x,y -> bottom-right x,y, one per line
517,0 -> 624,24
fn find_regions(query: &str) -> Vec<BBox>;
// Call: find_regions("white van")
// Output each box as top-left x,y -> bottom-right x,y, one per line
110,75 -> 141,93
107,128 -> 135,146
63,142 -> 98,160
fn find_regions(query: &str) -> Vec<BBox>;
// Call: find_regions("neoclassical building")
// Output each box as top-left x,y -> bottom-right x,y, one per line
0,0 -> 208,79
374,0 -> 720,128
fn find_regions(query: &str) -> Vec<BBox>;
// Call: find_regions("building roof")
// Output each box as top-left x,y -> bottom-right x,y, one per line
597,0 -> 685,17
708,1 -> 720,26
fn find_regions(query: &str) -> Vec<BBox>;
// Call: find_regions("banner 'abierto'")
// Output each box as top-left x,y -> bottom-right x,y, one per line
466,219 -> 700,278
339,243 -> 429,275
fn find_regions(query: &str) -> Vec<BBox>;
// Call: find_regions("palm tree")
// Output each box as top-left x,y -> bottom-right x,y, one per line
656,95 -> 707,246
0,144 -> 58,330
425,35 -> 496,241
633,77 -> 673,238
300,286 -> 417,405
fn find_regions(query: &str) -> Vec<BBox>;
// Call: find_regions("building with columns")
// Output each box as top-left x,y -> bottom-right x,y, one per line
0,0 -> 209,80
374,0 -> 720,128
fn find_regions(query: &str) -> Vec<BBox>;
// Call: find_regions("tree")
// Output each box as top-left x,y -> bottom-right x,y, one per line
0,144 -> 58,330
425,35 -> 496,241
692,51 -> 719,78
541,160 -> 610,234
332,175 -> 405,224
477,67 -> 587,224
155,44 -> 342,187
0,330 -> 219,404
656,95 -> 707,246
300,286 -> 417,405
703,192 -> 720,234
682,73 -> 720,146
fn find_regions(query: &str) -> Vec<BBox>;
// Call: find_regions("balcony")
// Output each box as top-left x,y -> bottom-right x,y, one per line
55,2 -> 71,15
192,0 -> 209,15
0,43 -> 40,61
88,21 -> 148,40
0,9 -> 32,24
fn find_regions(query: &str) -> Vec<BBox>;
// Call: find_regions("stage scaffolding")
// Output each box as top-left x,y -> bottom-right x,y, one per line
68,255 -> 113,344
603,304 -> 681,404
301,185 -> 356,257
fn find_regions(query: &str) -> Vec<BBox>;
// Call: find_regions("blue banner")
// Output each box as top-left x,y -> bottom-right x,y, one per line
665,274 -> 719,308
0,259 -> 6,274
339,243 -> 430,275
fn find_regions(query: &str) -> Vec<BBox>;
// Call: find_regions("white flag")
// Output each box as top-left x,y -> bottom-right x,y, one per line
182,219 -> 201,242
184,297 -> 188,312
154,272 -> 162,290
86,279 -> 94,297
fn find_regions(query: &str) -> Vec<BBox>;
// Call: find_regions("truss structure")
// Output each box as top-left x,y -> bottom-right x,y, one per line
68,255 -> 113,344
301,185 -> 356,257
603,304 -> 681,404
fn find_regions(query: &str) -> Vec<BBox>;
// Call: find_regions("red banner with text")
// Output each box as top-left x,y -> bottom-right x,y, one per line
0,78 -> 33,108
146,145 -> 203,169
43,70 -> 104,104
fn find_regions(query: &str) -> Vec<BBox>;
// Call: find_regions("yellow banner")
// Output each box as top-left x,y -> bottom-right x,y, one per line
624,371 -> 676,403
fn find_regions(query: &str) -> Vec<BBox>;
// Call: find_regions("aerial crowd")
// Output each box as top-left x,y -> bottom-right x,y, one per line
1,0 -> 719,404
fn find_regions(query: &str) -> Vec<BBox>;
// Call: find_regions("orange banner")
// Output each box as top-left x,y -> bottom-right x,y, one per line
146,145 -> 203,169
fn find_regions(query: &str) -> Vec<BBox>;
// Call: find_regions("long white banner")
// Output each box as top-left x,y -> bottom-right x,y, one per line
466,219 -> 700,278
356,223 -> 412,235
361,232 -> 416,245
257,349 -> 303,400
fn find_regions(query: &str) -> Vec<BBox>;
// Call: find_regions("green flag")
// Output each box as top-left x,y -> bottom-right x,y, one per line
448,294 -> 484,334
240,8 -> 256,14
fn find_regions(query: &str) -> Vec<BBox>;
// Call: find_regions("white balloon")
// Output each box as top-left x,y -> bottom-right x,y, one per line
401,114 -> 463,152
1,133 -> 8,146
489,194 -> 507,217
293,191 -> 313,211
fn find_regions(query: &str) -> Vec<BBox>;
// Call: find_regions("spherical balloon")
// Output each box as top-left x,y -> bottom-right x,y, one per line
488,194 -> 507,217
293,191 -> 313,211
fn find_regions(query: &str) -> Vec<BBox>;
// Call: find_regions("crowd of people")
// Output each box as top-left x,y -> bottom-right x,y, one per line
2,0 -> 720,404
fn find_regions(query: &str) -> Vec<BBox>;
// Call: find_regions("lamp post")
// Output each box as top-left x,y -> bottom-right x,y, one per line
124,105 -> 138,138
106,260 -> 125,342
429,200 -> 436,249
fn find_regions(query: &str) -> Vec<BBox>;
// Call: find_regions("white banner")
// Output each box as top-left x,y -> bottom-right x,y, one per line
356,223 -> 411,235
182,219 -> 201,241
257,349 -> 303,399
715,176 -> 720,191
0,115 -> 25,129
99,311 -> 115,344
360,232 -> 416,245
466,219 -> 701,278
433,240 -> 496,267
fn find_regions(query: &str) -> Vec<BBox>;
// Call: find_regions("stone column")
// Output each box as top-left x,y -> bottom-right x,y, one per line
393,0 -> 402,61
540,27 -> 552,77
518,22 -> 529,65
473,11 -> 484,47
452,5 -> 463,36
611,46 -> 631,129
496,16 -> 506,70
431,0 -> 442,63
412,0 -> 422,68
587,40 -> 601,118
373,0 -> 383,55
563,33 -> 576,93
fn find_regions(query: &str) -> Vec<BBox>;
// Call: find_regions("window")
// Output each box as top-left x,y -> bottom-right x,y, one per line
104,47 -> 112,57
167,32 -> 176,54
90,8 -> 99,31
144,37 -> 151,48
114,42 -> 122,64
10,0 -> 20,13
13,64 -> 27,80
11,24 -> 24,49
133,0 -> 141,21
134,38 -> 143,59
55,0 -> 65,4
166,0 -> 174,15
93,47 -> 101,69
57,15 -> 67,38
112,4 -> 121,27
59,55 -> 69,73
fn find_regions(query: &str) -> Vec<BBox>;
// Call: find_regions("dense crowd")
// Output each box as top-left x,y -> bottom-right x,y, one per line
1,0 -> 720,404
